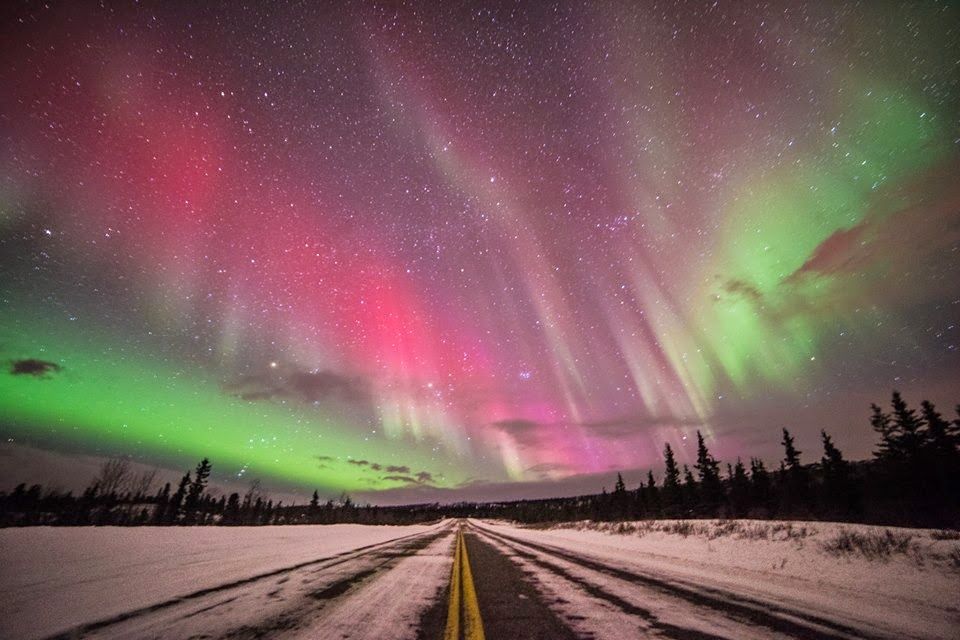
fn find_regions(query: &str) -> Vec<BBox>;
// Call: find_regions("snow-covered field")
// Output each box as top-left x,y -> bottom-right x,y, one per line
475,519 -> 960,639
2,518 -> 958,640
0,522 -> 441,639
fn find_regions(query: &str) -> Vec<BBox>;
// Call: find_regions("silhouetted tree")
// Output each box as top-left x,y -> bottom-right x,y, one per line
749,457 -> 772,514
682,465 -> 697,513
728,458 -> 750,517
167,472 -> 191,524
662,443 -> 681,512
820,430 -> 856,515
871,403 -> 896,462
890,391 -> 926,466
183,458 -> 211,524
695,431 -> 722,511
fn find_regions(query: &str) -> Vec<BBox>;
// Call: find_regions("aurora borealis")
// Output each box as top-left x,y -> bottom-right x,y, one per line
1,2 -> 958,503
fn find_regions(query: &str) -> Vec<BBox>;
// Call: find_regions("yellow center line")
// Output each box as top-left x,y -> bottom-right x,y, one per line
443,528 -> 462,640
443,525 -> 485,640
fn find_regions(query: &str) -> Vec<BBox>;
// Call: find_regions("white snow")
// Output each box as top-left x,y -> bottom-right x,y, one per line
474,519 -> 960,640
3,518 -> 957,640
0,522 -> 441,640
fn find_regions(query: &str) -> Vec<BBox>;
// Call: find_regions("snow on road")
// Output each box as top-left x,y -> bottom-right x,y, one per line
2,518 -> 958,640
0,522 -> 442,639
286,531 -> 454,639
474,519 -> 960,640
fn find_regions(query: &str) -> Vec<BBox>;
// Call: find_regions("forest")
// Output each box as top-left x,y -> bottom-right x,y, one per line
2,391 -> 958,528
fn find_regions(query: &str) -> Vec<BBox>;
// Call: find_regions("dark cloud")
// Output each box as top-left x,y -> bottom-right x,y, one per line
490,418 -> 542,448
316,455 -> 334,461
224,368 -> 369,406
382,474 -> 417,484
347,459 -> 369,466
385,464 -> 410,474
578,414 -> 704,439
9,359 -> 62,378
524,462 -> 574,480
491,418 -> 539,432
717,277 -> 763,303
381,469 -> 436,486
287,370 -> 369,404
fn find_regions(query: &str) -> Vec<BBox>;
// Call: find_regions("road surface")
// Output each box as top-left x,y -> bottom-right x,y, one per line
29,519 -> 956,640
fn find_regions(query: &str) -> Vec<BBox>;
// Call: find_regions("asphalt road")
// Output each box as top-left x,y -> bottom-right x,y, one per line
38,519 -> 933,640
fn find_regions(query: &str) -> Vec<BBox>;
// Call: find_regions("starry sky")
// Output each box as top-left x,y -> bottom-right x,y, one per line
1,2 -> 959,504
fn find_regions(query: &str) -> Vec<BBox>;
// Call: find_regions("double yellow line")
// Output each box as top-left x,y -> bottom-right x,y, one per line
444,526 -> 485,640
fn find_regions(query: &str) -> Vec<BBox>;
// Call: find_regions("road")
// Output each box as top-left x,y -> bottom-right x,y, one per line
38,519 -> 955,640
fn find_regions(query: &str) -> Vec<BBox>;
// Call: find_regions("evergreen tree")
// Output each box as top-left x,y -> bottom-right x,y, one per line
184,458 -> 212,523
749,457 -> 771,512
224,492 -> 240,524
662,444 -> 680,493
645,470 -> 659,515
870,403 -> 896,462
694,431 -> 722,509
152,482 -> 171,524
168,472 -> 191,524
781,428 -> 801,470
728,458 -> 750,517
921,401 -> 957,461
661,443 -> 682,513
682,465 -> 697,512
890,391 -> 926,464
780,429 -> 809,512
820,430 -> 855,515
614,473 -> 626,494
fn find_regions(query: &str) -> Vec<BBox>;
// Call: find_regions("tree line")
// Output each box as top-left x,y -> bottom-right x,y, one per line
2,391 -> 958,528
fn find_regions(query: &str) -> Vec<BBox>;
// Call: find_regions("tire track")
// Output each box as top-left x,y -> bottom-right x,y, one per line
470,522 -> 893,640
45,522 -> 454,640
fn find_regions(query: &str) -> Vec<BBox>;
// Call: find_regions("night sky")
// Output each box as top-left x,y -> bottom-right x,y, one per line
1,2 -> 959,503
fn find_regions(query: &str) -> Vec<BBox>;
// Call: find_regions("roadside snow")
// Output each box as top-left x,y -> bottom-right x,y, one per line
0,522 -> 440,640
478,519 -> 960,640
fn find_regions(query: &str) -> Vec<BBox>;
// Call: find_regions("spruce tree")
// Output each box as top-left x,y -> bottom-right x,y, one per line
780,428 -> 809,512
682,465 -> 697,512
749,457 -> 771,512
662,443 -> 681,511
921,401 -> 957,461
870,403 -> 896,462
663,444 -> 680,492
224,492 -> 240,525
614,473 -> 627,494
781,428 -> 801,470
168,472 -> 191,524
184,458 -> 212,522
695,431 -> 722,509
890,391 -> 926,464
729,458 -> 750,517
820,430 -> 854,515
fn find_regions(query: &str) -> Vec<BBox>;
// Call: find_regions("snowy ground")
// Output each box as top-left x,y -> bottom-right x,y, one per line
0,522 -> 447,639
472,519 -> 960,640
2,518 -> 958,639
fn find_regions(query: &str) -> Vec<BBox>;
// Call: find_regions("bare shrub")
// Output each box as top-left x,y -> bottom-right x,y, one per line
94,457 -> 131,495
664,521 -> 696,537
949,546 -> 960,569
820,529 -> 913,560
930,529 -> 960,541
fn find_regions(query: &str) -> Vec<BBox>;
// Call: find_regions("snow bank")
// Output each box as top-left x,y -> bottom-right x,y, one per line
0,522 -> 439,639
481,518 -> 960,639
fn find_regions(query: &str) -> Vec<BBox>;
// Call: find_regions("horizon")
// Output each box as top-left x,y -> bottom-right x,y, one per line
2,2 -> 959,505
